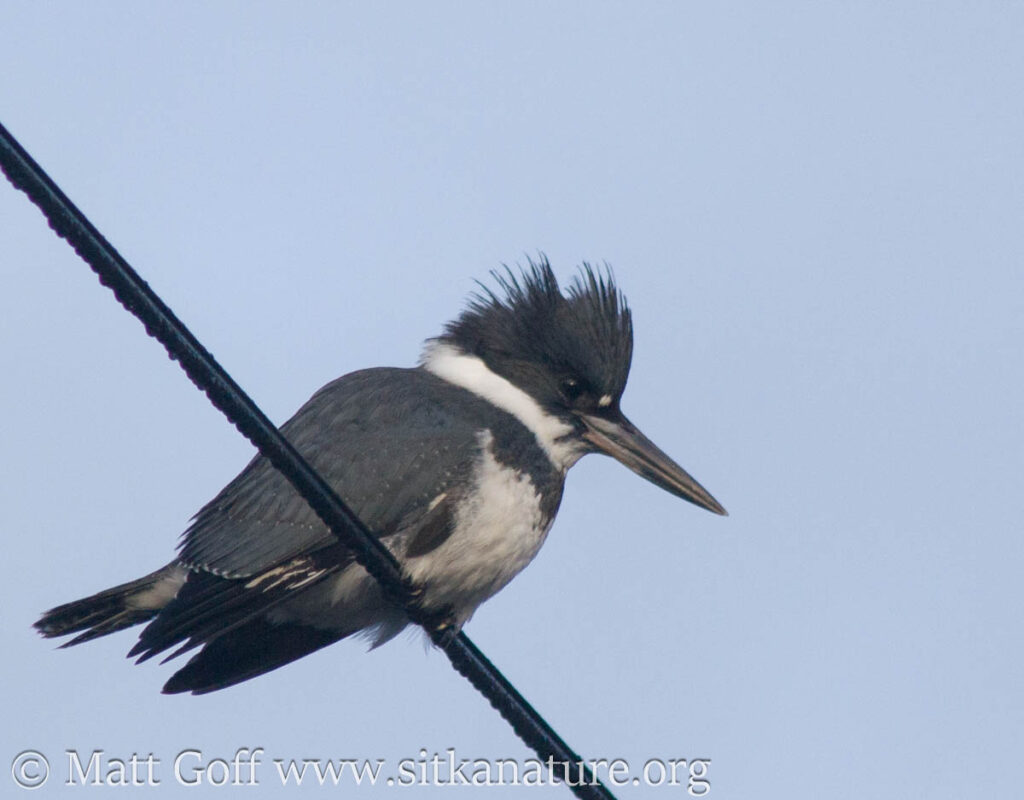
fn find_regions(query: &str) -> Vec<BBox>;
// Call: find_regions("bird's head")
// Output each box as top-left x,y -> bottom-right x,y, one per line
425,257 -> 725,516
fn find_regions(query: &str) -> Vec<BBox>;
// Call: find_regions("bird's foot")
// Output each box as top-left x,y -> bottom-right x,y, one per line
414,603 -> 460,648
430,613 -> 460,648
404,579 -> 459,647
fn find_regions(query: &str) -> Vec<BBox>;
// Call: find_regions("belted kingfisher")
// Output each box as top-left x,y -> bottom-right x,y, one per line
36,258 -> 725,694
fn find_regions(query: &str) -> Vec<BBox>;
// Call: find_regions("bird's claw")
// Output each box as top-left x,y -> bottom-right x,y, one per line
415,603 -> 459,648
430,614 -> 460,648
405,580 -> 459,646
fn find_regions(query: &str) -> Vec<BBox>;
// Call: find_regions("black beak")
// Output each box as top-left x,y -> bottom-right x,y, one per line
580,412 -> 727,516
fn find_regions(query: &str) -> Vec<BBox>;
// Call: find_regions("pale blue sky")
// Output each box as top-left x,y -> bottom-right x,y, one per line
2,3 -> 1021,798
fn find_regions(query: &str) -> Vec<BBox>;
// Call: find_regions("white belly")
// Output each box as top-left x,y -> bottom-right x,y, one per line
276,431 -> 555,645
403,441 -> 552,622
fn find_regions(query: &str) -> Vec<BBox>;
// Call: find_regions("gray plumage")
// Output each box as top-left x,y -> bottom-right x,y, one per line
35,258 -> 725,694
181,368 -> 560,578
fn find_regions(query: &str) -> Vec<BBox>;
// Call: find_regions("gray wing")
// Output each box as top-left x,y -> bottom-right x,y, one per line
178,367 -> 482,577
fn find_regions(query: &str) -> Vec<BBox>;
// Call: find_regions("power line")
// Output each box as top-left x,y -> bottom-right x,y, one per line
0,120 -> 616,800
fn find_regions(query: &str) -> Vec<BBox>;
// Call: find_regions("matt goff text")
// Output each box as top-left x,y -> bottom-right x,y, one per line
13,747 -> 712,792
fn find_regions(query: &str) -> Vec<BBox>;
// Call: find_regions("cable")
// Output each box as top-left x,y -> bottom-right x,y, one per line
1,119 -> 616,800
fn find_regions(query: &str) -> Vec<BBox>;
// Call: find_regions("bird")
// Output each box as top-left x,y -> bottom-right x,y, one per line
36,257 -> 726,694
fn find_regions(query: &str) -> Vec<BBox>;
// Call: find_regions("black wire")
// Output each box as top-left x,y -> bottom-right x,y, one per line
1,120 -> 617,800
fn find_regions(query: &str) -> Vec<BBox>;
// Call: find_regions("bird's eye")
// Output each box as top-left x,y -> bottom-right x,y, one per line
561,377 -> 584,402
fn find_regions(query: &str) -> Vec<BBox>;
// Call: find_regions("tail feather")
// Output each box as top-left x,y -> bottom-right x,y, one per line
128,548 -> 347,664
35,563 -> 186,647
37,557 -> 356,693
162,617 -> 346,695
